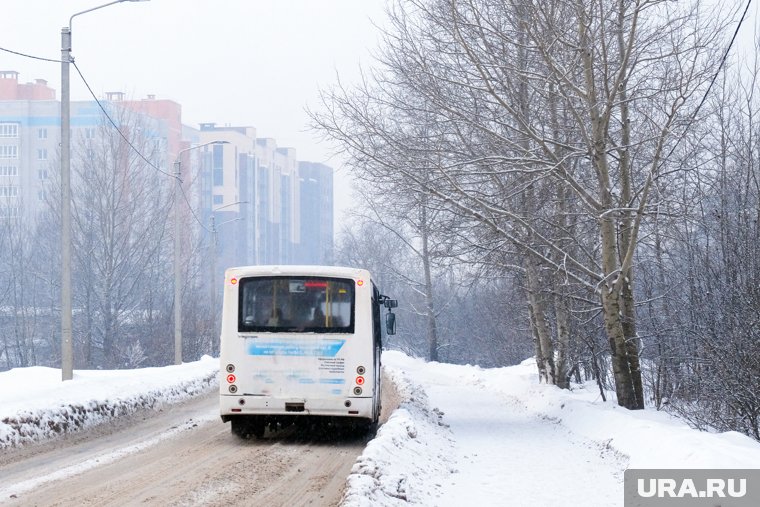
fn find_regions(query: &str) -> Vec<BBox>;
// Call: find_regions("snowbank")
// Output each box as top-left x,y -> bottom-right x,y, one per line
477,357 -> 760,469
0,356 -> 218,449
341,362 -> 456,506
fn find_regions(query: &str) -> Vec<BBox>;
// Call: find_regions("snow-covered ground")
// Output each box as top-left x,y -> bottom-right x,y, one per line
0,356 -> 217,449
2,351 -> 759,506
348,352 -> 760,506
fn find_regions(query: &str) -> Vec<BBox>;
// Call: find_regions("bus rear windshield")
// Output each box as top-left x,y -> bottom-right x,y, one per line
238,276 -> 355,333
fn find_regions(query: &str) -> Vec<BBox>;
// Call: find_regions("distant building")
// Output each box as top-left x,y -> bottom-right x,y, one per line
0,71 -> 334,269
0,72 -> 181,223
253,138 -> 300,265
0,71 -> 58,221
298,161 -> 334,265
197,123 -> 256,277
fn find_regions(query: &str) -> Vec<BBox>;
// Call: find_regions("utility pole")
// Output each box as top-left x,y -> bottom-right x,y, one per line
60,26 -> 73,381
59,0 -> 150,381
173,141 -> 228,365
174,159 -> 183,365
208,202 -> 245,357
210,214 -> 217,355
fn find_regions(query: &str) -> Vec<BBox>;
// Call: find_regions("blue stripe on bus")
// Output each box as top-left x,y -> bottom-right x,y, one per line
247,339 -> 346,357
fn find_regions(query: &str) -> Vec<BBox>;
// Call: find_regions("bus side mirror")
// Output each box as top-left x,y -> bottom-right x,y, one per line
385,312 -> 396,335
383,298 -> 398,309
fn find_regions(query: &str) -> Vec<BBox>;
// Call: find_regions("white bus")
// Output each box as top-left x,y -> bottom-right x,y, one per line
219,265 -> 397,438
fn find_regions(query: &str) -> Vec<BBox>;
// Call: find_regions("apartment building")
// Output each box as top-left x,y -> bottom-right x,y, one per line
297,161 -> 334,265
0,72 -> 334,270
0,71 -> 57,220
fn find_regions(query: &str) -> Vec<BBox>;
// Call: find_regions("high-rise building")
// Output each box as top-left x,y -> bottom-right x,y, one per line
254,138 -> 300,265
298,161 -> 334,265
0,71 -> 334,270
0,71 -> 57,221
197,123 -> 256,278
0,72 -> 182,223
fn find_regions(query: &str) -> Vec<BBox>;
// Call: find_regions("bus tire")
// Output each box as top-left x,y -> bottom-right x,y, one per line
231,417 -> 266,439
352,419 -> 377,436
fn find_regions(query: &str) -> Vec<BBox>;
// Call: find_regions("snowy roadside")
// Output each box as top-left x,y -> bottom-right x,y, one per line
340,351 -> 760,507
340,361 -> 457,506
0,356 -> 218,449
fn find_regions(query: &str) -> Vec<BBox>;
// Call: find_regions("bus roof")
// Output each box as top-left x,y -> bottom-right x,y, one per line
224,265 -> 372,280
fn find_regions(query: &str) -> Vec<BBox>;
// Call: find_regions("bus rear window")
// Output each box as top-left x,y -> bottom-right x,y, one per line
238,276 -> 355,333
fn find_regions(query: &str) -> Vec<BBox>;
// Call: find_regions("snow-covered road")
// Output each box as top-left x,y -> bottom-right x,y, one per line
0,389 -> 369,506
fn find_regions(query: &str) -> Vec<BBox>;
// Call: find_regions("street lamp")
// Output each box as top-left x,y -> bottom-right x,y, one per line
173,140 -> 229,365
208,201 -> 247,356
60,0 -> 149,381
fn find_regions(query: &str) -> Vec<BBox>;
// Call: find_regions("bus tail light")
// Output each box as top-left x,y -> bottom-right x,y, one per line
226,374 -> 236,384
229,385 -> 238,394
353,387 -> 362,395
226,364 -> 235,373
356,365 -> 366,375
355,376 -> 365,385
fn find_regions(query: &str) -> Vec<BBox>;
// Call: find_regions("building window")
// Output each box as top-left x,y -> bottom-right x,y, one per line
0,165 -> 18,177
85,127 -> 96,139
38,169 -> 49,180
0,123 -> 19,138
38,128 -> 48,139
213,195 -> 224,205
0,145 -> 18,159
0,205 -> 18,217
0,186 -> 19,197
37,148 -> 48,160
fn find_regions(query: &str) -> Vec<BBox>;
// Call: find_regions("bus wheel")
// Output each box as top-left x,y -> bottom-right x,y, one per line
250,420 -> 266,438
351,419 -> 377,436
231,418 -> 266,439
231,418 -> 248,438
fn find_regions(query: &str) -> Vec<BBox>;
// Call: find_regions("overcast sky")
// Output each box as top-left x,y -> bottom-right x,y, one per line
2,0 -> 388,219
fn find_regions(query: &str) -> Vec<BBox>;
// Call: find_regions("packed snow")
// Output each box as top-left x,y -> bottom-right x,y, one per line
1,351 -> 759,506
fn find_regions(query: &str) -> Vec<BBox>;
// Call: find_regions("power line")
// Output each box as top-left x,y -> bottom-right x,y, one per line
179,183 -> 211,234
692,0 -> 753,120
660,0 -> 753,168
73,62 -> 213,231
0,44 -> 216,233
72,61 -> 177,179
0,45 -> 61,63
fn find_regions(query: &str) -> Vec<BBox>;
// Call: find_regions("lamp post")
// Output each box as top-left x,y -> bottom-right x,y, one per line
60,0 -> 149,381
173,141 -> 228,365
208,201 -> 246,356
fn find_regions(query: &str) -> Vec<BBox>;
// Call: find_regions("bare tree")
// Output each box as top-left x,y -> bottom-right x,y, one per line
50,107 -> 175,368
314,0 -> 731,409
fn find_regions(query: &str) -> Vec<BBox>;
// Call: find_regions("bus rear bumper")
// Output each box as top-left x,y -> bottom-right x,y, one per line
220,394 -> 375,421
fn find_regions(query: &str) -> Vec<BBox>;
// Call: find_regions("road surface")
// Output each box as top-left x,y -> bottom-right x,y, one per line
0,380 -> 399,507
